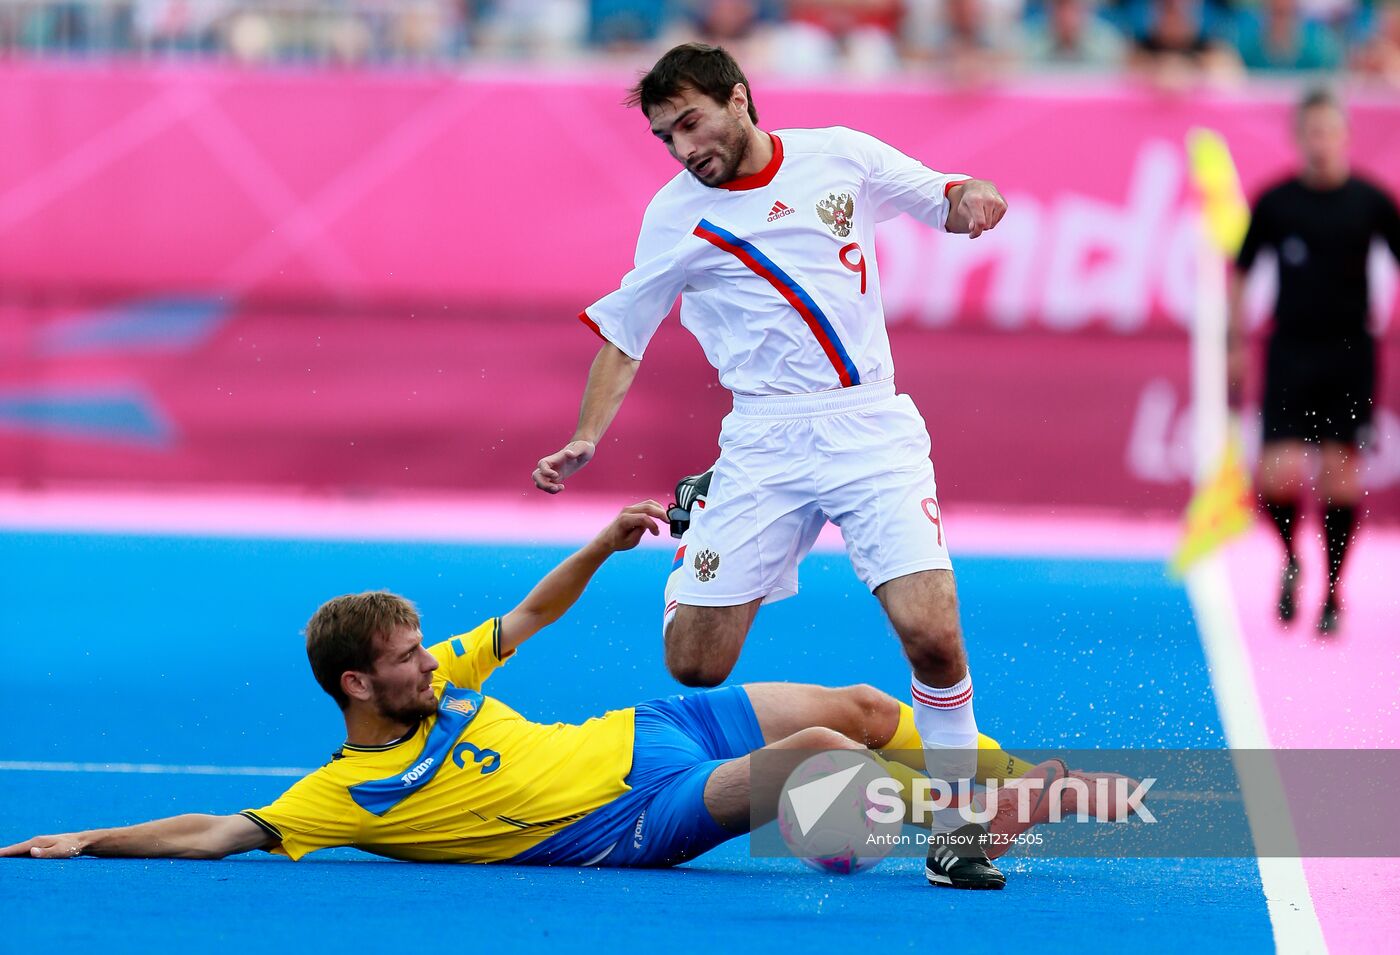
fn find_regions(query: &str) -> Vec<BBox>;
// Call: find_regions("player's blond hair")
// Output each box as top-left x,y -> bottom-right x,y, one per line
305,591 -> 421,709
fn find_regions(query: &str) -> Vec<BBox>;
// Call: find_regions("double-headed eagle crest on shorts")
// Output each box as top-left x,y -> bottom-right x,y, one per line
694,549 -> 721,583
817,192 -> 855,237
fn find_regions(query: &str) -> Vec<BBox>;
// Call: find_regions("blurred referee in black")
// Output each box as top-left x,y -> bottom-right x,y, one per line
1228,88 -> 1400,635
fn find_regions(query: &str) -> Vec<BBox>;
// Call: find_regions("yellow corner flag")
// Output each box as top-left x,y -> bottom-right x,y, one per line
1185,127 -> 1251,258
1169,424 -> 1254,577
1173,126 -> 1254,576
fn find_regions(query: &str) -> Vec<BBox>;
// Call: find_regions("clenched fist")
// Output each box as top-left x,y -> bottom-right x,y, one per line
948,180 -> 1008,239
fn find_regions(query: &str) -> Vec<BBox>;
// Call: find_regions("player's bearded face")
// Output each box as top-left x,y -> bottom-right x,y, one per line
368,629 -> 439,724
652,89 -> 750,188
687,109 -> 748,186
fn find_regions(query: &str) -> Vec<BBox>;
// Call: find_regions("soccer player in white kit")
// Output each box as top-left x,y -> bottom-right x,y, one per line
533,43 -> 1009,889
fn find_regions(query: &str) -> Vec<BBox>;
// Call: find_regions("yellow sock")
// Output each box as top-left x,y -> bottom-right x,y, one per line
885,701 -> 925,751
867,753 -> 927,822
974,732 -> 1036,782
885,703 -> 1035,783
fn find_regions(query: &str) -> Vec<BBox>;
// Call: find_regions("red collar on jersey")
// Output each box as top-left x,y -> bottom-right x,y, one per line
719,133 -> 782,191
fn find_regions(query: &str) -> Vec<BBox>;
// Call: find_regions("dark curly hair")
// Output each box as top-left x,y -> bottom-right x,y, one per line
626,43 -> 758,124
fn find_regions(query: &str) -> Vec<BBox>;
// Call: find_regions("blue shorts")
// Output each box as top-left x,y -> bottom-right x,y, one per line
509,685 -> 766,868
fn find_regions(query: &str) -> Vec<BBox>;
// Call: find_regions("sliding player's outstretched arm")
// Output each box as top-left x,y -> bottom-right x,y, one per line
499,501 -> 666,654
533,342 -> 640,493
1,812 -> 271,861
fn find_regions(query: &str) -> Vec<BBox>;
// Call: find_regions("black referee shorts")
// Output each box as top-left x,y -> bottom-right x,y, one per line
1262,335 -> 1376,447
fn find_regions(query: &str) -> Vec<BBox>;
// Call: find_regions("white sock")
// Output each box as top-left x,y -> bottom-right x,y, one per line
912,671 -> 978,833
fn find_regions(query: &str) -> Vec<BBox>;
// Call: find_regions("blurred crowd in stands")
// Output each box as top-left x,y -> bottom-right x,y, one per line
2,0 -> 1397,87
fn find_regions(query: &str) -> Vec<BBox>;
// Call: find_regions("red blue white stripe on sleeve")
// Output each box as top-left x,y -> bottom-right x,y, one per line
692,218 -> 861,388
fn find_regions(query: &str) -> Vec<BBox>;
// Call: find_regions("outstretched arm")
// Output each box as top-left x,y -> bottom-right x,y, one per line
498,501 -> 666,654
1,813 -> 271,861
532,343 -> 640,493
945,180 -> 1008,238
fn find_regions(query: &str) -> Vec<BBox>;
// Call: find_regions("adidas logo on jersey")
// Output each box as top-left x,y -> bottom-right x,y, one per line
767,201 -> 794,222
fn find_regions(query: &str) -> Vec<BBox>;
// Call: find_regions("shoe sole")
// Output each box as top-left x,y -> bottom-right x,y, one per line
925,866 -> 1006,890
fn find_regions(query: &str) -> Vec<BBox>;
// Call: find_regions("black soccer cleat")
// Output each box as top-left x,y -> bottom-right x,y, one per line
668,469 -> 713,539
925,823 -> 1006,890
1277,558 -> 1300,623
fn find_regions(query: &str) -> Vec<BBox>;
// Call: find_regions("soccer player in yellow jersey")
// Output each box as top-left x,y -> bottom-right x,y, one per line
2,502 -> 1118,871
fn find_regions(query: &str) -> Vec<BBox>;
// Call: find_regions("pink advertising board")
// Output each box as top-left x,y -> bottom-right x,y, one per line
2,64 -> 1398,519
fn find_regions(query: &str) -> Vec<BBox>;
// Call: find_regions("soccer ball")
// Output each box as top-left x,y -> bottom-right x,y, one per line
776,750 -> 901,875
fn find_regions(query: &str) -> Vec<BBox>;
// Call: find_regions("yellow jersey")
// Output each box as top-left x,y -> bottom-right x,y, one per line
242,618 -> 636,862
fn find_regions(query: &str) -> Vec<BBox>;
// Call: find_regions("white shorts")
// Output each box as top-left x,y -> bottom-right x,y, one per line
663,378 -> 952,618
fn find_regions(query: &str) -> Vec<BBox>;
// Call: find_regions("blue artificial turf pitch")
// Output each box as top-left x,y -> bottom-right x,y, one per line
0,531 -> 1274,951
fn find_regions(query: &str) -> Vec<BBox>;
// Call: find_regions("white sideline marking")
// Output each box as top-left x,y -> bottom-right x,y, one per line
1186,556 -> 1327,955
0,761 -> 311,777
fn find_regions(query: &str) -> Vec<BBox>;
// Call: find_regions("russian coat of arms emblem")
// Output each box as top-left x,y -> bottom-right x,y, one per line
816,192 -> 855,237
694,549 -> 721,583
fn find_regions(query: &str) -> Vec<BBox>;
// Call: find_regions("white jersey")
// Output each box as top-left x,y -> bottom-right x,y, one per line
580,126 -> 967,396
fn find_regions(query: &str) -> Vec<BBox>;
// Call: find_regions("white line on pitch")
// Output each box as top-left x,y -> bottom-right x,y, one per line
1186,555 -> 1327,955
0,760 -> 312,777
